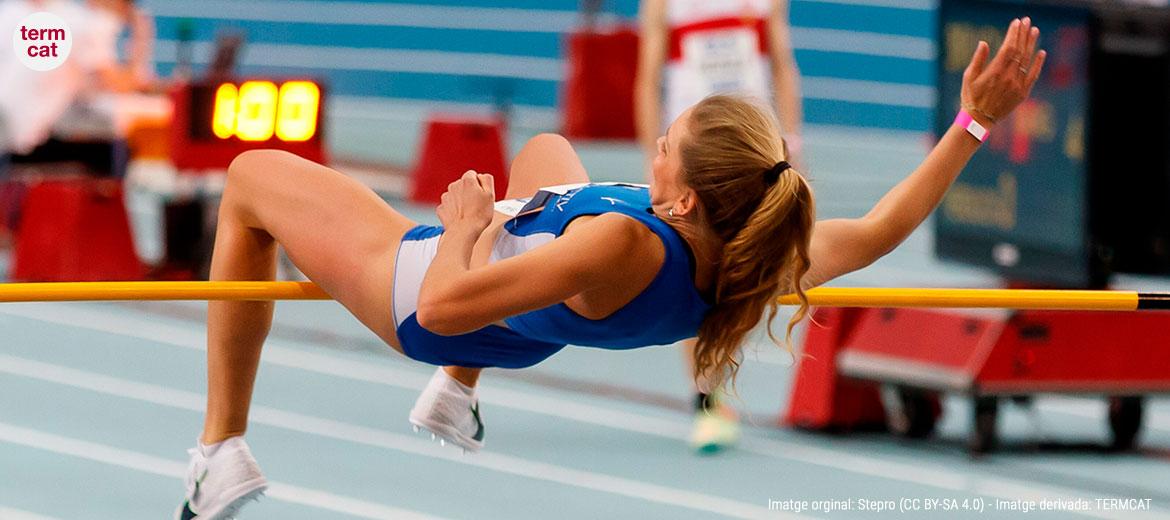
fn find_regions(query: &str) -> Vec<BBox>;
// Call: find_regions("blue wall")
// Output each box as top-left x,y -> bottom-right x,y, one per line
142,0 -> 937,132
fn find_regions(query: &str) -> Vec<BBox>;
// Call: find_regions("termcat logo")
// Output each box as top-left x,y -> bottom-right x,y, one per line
12,11 -> 72,71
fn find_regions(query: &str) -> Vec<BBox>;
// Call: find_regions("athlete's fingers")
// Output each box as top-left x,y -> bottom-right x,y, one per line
461,169 -> 479,185
965,40 -> 990,82
1025,49 -> 1047,89
477,173 -> 495,194
992,18 -> 1021,71
1024,25 -> 1039,59
1018,17 -> 1030,53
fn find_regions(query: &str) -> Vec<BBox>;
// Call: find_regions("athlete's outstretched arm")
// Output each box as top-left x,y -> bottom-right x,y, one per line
416,171 -> 660,335
803,18 -> 1046,288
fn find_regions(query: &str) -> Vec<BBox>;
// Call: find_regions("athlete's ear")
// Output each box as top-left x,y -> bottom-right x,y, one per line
674,187 -> 699,217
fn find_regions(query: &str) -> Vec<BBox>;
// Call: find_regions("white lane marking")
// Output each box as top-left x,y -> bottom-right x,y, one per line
328,96 -> 561,133
0,506 -> 60,520
3,304 -> 1168,520
0,422 -> 445,520
801,77 -> 935,108
0,354 -> 786,520
791,27 -> 934,60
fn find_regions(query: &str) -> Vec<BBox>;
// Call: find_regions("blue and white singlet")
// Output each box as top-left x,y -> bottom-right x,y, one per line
391,183 -> 711,369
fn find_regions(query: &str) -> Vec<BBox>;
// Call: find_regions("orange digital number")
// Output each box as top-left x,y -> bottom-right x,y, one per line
235,81 -> 279,141
211,83 -> 239,139
211,80 -> 320,142
276,81 -> 320,142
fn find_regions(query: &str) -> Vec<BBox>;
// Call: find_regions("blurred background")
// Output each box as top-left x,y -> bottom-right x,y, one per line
3,0 -> 1170,518
0,0 -> 940,277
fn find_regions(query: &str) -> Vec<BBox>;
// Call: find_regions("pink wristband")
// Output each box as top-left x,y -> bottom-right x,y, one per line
954,110 -> 989,142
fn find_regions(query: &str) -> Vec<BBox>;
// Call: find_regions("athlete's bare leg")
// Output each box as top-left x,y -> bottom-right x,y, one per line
203,150 -> 418,443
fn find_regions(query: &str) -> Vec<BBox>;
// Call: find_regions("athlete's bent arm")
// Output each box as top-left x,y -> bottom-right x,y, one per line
417,172 -> 656,335
802,18 -> 1046,288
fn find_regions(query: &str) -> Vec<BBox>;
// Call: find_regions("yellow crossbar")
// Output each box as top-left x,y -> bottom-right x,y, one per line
0,282 -> 1166,311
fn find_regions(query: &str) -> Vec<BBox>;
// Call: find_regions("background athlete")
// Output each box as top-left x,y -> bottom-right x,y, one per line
636,0 -> 804,452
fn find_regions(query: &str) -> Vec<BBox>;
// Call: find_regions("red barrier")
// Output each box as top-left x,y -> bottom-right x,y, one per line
561,27 -> 639,140
0,181 -> 23,238
836,308 -> 1170,395
409,115 -> 509,205
790,306 -> 1170,451
12,178 -> 145,281
784,307 -> 888,431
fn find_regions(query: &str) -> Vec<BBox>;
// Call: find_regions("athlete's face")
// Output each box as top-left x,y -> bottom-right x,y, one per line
649,108 -> 695,218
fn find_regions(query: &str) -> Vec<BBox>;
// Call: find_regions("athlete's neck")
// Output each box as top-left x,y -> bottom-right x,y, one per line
669,221 -> 721,294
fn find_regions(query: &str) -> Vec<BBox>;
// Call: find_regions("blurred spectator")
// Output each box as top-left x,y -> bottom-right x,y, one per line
54,0 -> 165,142
1,0 -> 161,156
85,0 -> 157,93
0,0 -> 89,156
635,0 -> 803,454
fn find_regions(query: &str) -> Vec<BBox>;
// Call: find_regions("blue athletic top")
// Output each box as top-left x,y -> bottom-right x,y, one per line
495,183 -> 712,349
395,183 -> 712,370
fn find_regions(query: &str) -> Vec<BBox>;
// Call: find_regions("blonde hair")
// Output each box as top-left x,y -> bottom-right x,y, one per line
677,95 -> 814,386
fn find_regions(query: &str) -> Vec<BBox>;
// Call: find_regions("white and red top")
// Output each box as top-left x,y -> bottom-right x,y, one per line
663,0 -> 774,129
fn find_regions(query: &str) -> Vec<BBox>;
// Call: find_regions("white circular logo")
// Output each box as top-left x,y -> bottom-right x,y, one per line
12,12 -> 72,71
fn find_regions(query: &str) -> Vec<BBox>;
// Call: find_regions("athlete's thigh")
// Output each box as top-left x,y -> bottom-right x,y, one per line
505,133 -> 591,199
225,149 -> 416,347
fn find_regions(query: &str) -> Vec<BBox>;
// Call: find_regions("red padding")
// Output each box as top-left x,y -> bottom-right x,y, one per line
12,178 -> 145,281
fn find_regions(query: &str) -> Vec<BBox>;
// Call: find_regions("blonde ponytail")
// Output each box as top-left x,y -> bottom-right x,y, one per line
679,95 -> 815,386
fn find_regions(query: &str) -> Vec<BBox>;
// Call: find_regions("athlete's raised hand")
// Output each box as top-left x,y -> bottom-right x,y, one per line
437,170 -> 496,234
961,17 -> 1047,128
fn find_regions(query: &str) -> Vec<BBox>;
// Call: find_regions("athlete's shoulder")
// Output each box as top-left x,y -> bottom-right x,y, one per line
569,211 -> 662,258
559,213 -> 664,284
572,211 -> 653,240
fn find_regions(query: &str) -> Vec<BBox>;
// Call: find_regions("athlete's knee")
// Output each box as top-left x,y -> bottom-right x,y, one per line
512,133 -> 572,172
223,150 -> 284,222
227,149 -> 295,186
521,133 -> 571,154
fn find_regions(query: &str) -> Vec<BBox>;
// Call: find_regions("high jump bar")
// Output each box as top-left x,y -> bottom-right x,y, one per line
0,282 -> 1167,311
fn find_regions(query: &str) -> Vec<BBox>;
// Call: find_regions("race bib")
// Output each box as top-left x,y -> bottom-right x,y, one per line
681,27 -> 768,95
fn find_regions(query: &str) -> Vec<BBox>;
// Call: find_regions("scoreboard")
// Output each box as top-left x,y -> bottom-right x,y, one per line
169,79 -> 327,170
935,0 -> 1092,286
935,0 -> 1170,288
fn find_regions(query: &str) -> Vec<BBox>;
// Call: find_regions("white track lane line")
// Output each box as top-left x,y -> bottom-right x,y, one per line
0,506 -> 61,520
2,304 -> 1168,519
0,354 -> 790,520
0,422 -> 445,520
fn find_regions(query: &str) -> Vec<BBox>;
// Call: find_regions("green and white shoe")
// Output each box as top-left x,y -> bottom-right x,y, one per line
689,391 -> 740,454
409,368 -> 485,453
175,436 -> 267,519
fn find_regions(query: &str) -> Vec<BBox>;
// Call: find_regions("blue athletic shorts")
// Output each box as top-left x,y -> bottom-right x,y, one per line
391,225 -> 565,369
